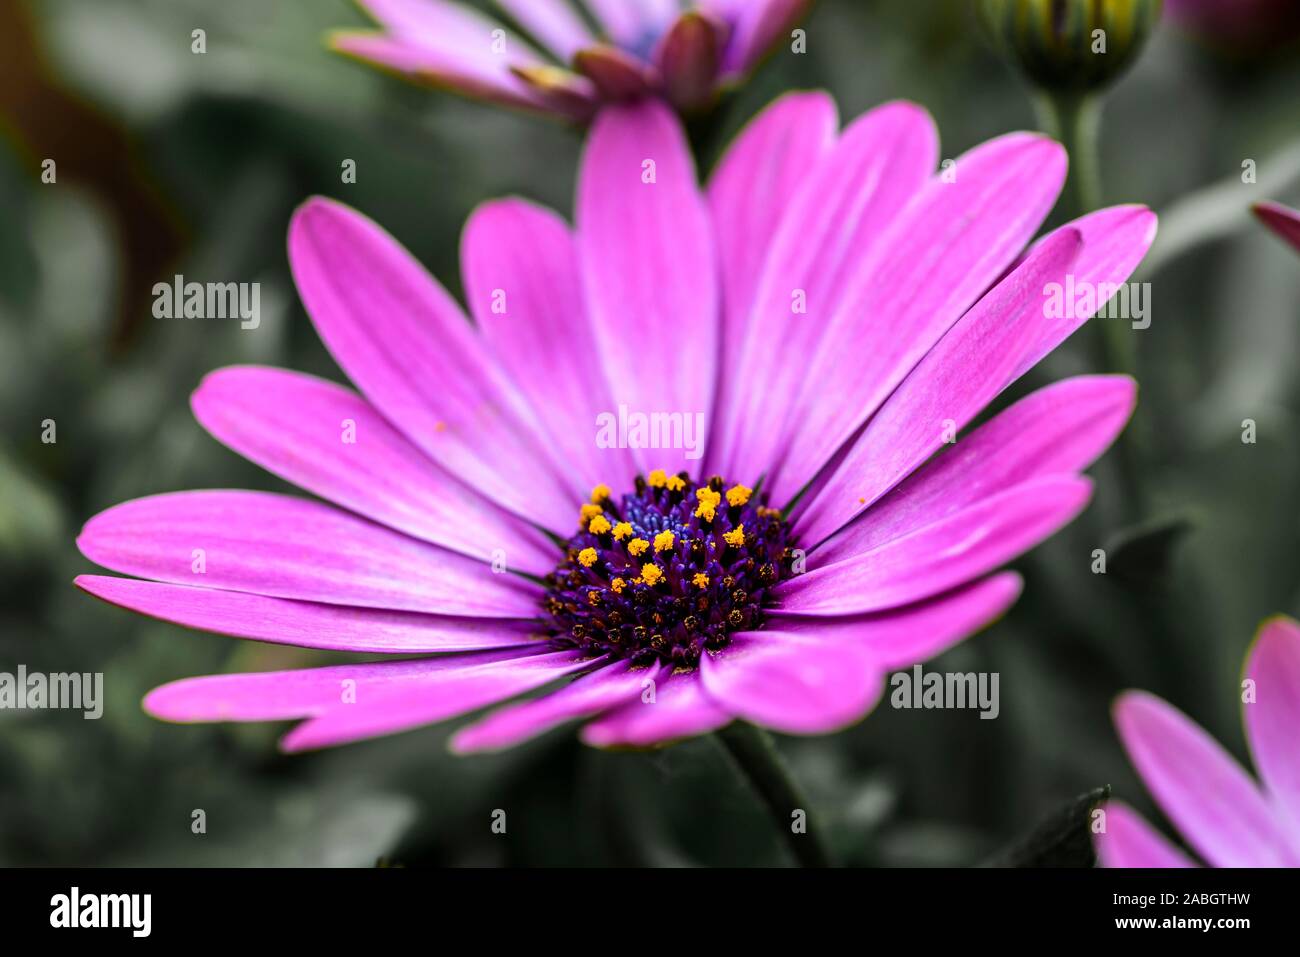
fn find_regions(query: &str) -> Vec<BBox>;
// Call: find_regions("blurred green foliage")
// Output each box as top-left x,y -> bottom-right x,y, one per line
1,0 -> 1298,866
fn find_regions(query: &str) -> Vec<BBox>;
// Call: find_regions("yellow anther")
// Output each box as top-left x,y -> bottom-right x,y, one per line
640,564 -> 663,586
695,487 -> 721,521
627,538 -> 650,557
692,572 -> 710,590
588,591 -> 601,605
579,503 -> 603,527
588,515 -> 612,535
723,525 -> 745,547
653,530 -> 675,553
726,483 -> 752,507
577,547 -> 598,567
647,469 -> 668,488
591,483 -> 612,503
610,577 -> 626,594
612,522 -> 633,541
665,475 -> 685,492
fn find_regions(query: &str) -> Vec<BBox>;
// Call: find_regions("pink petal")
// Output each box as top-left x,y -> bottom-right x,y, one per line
76,575 -> 543,654
494,0 -> 594,61
145,648 -> 541,722
795,227 -> 1084,546
77,490 -> 540,618
773,133 -> 1067,506
576,100 -> 717,476
776,476 -> 1092,616
709,100 -> 937,486
1095,801 -> 1197,868
706,91 -> 838,388
192,365 -> 557,575
816,376 -> 1135,564
451,658 -> 661,752
699,631 -> 883,735
1114,690 -> 1300,867
655,11 -> 726,110
332,2 -> 557,113
1254,200 -> 1300,254
279,650 -> 597,751
580,669 -> 731,748
460,197 -> 638,497
769,573 -> 1023,668
709,0 -> 812,77
288,197 -> 578,534
1243,615 -> 1300,831
584,0 -> 679,50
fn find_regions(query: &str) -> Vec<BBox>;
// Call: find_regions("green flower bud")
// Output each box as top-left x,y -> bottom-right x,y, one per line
977,0 -> 1163,93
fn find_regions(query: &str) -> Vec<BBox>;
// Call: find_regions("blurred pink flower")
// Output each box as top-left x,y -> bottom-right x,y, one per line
330,0 -> 812,118
77,93 -> 1155,752
1099,616 -> 1300,867
1254,201 -> 1300,255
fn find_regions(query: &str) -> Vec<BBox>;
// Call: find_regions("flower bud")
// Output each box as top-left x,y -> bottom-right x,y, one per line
977,0 -> 1163,93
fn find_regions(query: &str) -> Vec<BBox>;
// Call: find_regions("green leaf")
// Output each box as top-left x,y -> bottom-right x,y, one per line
983,786 -> 1109,868
1104,515 -> 1195,586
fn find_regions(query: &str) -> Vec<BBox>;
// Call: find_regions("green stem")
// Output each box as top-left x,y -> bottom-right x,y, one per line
716,722 -> 833,868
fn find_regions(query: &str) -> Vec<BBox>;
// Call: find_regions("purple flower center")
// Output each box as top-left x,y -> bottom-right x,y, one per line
543,472 -> 796,668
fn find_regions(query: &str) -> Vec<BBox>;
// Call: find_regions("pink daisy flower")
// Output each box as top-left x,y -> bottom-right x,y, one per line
76,93 -> 1155,755
329,0 -> 812,117
1098,616 -> 1300,867
1254,201 -> 1300,255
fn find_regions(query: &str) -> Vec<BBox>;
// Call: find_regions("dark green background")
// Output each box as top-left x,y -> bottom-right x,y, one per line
1,0 -> 1298,866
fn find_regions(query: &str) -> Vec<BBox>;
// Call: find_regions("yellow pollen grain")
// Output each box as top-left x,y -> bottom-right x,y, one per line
611,522 -> 633,541
725,484 -> 752,507
627,538 -> 650,557
665,475 -> 685,492
692,572 -> 709,589
577,547 -> 598,567
640,563 -> 663,586
647,469 -> 668,488
695,487 -> 721,521
653,530 -> 675,553
579,503 -> 603,527
610,577 -> 626,594
588,515 -> 612,535
590,483 -> 611,503
723,525 -> 745,547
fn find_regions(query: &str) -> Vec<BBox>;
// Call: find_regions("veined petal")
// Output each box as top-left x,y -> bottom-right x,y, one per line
461,197 -> 639,497
816,376 -> 1135,565
288,197 -> 577,534
192,365 -> 556,574
795,227 -> 1083,547
580,669 -> 731,747
452,658 -> 661,752
710,100 -> 937,485
1096,801 -> 1197,868
576,100 -> 717,476
76,575 -> 543,654
700,631 -> 883,735
707,91 -> 838,381
279,650 -> 597,751
708,0 -> 813,77
1115,690 -> 1300,867
1243,616 -> 1300,833
774,133 -> 1067,506
493,0 -> 594,62
776,476 -> 1091,616
769,573 -> 1023,668
77,491 -> 540,618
